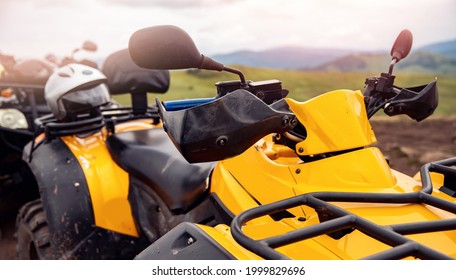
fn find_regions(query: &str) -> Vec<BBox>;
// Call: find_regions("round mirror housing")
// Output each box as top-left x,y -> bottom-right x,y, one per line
390,29 -> 413,63
129,25 -> 224,71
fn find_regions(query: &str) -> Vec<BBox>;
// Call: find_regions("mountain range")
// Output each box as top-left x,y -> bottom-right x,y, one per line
212,39 -> 456,75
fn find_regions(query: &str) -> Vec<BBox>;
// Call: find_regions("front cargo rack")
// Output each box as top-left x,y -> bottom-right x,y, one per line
26,104 -> 161,162
32,105 -> 160,140
231,157 -> 456,260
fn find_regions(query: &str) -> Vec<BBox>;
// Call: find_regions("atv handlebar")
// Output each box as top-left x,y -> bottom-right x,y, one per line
157,89 -> 297,163
363,73 -> 438,121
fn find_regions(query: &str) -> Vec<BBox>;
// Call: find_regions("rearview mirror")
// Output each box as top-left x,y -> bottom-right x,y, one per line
390,29 -> 413,63
128,25 -> 224,71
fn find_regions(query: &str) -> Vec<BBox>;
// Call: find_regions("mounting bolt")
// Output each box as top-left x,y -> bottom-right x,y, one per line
256,91 -> 265,100
290,118 -> 298,126
216,136 -> 228,146
295,168 -> 301,174
298,217 -> 306,222
298,147 -> 304,153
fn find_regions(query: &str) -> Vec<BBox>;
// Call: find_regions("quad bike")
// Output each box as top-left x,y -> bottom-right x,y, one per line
122,25 -> 456,260
0,53 -> 54,164
58,40 -> 99,69
0,42 -> 101,218
1,54 -> 53,218
15,49 -> 170,259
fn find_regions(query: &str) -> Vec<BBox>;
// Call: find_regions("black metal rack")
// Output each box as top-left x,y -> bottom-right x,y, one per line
231,157 -> 456,260
32,105 -> 160,139
27,105 -> 160,162
102,105 -> 160,133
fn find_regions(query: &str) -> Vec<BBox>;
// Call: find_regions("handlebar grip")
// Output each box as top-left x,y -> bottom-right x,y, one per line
162,98 -> 215,111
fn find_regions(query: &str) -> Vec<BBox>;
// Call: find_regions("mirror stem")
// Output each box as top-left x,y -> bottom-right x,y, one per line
223,66 -> 246,85
388,58 -> 397,75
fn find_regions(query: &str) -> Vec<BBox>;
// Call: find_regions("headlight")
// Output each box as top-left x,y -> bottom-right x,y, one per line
0,108 -> 29,129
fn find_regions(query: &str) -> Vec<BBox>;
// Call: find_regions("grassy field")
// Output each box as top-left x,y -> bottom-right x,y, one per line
113,66 -> 456,115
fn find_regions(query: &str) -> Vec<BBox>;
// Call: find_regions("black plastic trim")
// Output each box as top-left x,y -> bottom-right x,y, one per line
135,222 -> 235,260
211,192 -> 235,222
107,128 -> 214,211
23,138 -> 96,256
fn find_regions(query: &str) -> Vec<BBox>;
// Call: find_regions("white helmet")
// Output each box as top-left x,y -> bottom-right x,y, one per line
45,63 -> 110,120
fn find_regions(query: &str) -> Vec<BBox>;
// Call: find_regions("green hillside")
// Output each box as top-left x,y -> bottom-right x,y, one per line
316,51 -> 456,76
113,66 -> 456,115
400,51 -> 456,75
420,39 -> 456,60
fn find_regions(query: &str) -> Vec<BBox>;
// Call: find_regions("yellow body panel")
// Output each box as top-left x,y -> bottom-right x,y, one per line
286,90 -> 376,156
208,88 -> 456,259
196,224 -> 263,260
214,140 -> 305,219
210,162 -> 272,224
112,119 -> 160,133
62,132 -> 138,236
316,201 -> 456,258
212,136 -> 456,258
61,120 -> 160,237
291,147 -> 398,194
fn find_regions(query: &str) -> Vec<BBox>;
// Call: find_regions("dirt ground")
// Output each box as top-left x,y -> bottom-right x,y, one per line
0,215 -> 16,259
370,116 -> 456,176
0,117 -> 455,260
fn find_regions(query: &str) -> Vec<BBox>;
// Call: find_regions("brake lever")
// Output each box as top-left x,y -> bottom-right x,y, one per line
363,73 -> 396,118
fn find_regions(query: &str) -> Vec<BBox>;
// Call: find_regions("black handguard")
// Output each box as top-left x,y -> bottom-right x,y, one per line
384,81 -> 438,122
157,89 -> 297,163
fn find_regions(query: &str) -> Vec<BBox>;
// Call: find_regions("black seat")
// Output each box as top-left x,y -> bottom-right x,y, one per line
106,128 -> 214,211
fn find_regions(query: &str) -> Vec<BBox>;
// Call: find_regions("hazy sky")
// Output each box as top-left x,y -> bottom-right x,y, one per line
1,0 -> 455,59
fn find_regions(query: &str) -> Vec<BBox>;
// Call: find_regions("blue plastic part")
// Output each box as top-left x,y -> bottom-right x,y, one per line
163,98 -> 215,111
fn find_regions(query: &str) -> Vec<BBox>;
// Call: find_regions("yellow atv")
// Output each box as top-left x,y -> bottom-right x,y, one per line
125,25 -> 456,260
16,49 -> 170,259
